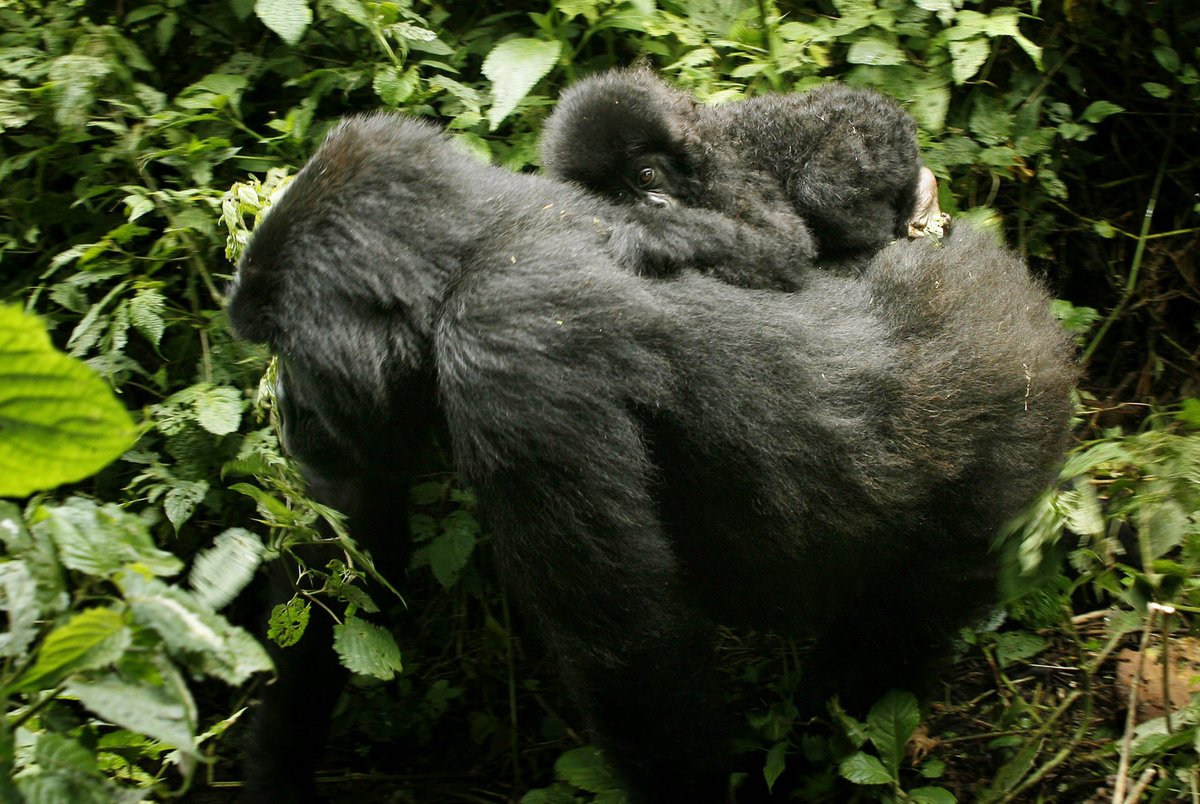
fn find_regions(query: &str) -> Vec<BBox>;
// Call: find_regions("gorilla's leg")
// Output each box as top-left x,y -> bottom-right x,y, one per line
241,470 -> 407,803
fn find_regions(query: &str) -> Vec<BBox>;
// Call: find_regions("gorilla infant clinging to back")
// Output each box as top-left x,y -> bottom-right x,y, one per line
542,68 -> 946,277
227,111 -> 1075,803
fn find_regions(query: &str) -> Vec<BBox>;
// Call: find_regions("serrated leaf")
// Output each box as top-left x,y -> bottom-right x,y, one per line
255,0 -> 312,45
482,38 -> 561,129
189,528 -> 264,610
194,385 -> 245,435
373,65 -> 418,106
429,525 -> 475,589
34,731 -> 99,776
866,690 -> 920,776
35,497 -> 182,578
13,607 -> 130,692
554,746 -> 621,793
118,570 -> 272,684
268,597 -> 310,647
993,631 -> 1046,667
839,751 -> 893,785
164,479 -> 209,530
0,561 -> 39,658
846,34 -> 907,66
332,616 -> 402,680
949,38 -> 990,84
129,288 -> 165,347
66,661 -> 197,755
0,305 -> 138,497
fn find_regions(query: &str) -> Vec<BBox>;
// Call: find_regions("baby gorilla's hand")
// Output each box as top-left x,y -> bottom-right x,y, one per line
907,166 -> 951,240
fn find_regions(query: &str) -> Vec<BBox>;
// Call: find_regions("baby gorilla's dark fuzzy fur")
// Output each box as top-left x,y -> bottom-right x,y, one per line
541,69 -> 924,276
228,113 -> 1076,803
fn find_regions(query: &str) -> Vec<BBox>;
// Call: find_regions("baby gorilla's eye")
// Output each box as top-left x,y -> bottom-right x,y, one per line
637,167 -> 656,187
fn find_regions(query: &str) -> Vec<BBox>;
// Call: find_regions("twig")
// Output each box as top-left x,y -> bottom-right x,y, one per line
1113,608 -> 1157,803
1124,766 -> 1157,803
1081,122 -> 1173,366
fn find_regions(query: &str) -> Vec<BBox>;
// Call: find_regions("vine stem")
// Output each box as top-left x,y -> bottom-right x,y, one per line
1080,124 -> 1172,366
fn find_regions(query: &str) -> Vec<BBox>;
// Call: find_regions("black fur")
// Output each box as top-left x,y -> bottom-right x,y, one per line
541,69 -> 922,272
227,113 -> 1076,803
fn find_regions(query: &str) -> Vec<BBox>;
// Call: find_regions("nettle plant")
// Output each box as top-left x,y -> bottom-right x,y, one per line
0,305 -> 270,800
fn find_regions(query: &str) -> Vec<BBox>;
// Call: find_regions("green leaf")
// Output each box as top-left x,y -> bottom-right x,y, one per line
554,746 -> 622,794
332,616 -> 402,680
429,522 -> 475,589
255,0 -> 312,46
846,35 -> 907,66
373,65 -> 418,106
193,385 -> 245,435
66,659 -> 198,755
129,288 -> 165,347
12,607 -> 130,692
164,479 -> 209,530
34,731 -> 99,777
268,597 -> 310,648
1081,101 -> 1124,124
838,751 -> 893,785
763,741 -> 788,791
0,305 -> 138,498
866,689 -> 920,776
1138,499 -> 1189,560
910,786 -> 958,803
0,560 -> 39,659
1142,82 -> 1172,99
35,497 -> 182,578
1152,46 -> 1180,74
948,38 -> 989,84
482,38 -> 561,129
992,631 -> 1046,667
189,528 -> 264,610
118,570 -> 272,684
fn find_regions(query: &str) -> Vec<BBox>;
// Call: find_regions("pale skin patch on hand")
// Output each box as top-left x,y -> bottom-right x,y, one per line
908,166 -> 951,239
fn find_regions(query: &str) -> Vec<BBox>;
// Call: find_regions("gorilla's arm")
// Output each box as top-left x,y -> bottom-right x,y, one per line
606,188 -> 816,290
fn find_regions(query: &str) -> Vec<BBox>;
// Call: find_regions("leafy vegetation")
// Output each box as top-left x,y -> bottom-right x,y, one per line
1,0 -> 1197,800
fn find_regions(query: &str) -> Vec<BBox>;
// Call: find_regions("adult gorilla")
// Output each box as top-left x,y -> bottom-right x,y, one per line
227,113 -> 1076,803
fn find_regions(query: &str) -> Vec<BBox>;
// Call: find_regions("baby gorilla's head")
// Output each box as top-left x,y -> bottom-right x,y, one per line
540,69 -> 706,207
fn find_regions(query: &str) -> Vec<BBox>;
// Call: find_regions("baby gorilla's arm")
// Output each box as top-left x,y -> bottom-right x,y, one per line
607,188 -> 817,291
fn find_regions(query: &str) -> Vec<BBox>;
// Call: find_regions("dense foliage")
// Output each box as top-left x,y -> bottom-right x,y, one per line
1,0 -> 1197,800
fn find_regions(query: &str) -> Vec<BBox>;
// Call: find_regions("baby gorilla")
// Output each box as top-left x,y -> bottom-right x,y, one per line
541,69 -> 945,276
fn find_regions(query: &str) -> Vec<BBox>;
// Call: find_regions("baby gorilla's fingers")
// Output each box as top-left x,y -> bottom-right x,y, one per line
907,166 -> 950,239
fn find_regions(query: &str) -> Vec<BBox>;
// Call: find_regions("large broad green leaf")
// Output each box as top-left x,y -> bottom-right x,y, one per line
482,38 -> 561,130
255,0 -> 312,46
554,746 -> 622,794
117,570 -> 272,685
0,306 -> 137,498
34,497 -> 182,579
866,689 -> 920,777
65,656 -> 198,756
838,751 -> 893,785
332,616 -> 402,680
11,606 -> 130,692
